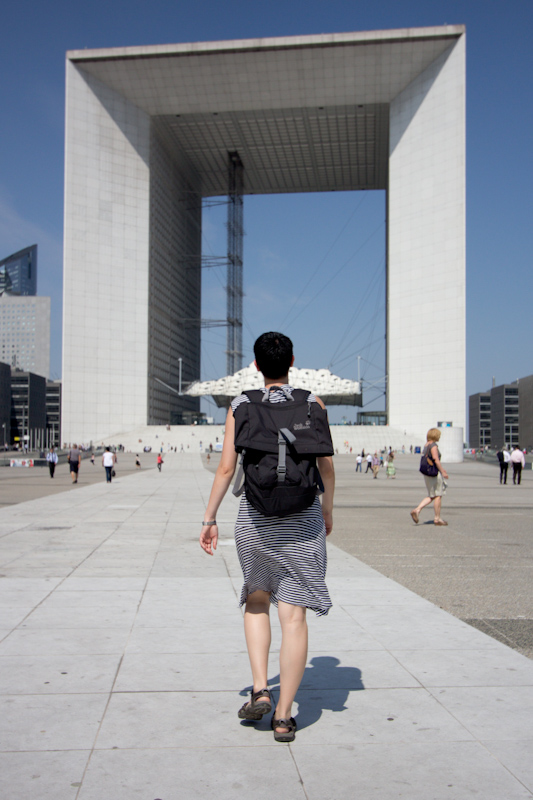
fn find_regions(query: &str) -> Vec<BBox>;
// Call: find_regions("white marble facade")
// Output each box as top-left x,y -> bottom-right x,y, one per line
62,27 -> 466,448
388,35 -> 466,437
63,63 -> 151,443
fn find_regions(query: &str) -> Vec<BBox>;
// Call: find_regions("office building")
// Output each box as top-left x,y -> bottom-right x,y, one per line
0,362 -> 10,447
0,295 -> 50,379
468,392 -> 492,449
46,380 -> 62,448
63,27 -> 465,453
0,245 -> 37,296
10,370 -> 47,448
518,375 -> 533,451
490,384 -> 519,451
468,382 -> 531,451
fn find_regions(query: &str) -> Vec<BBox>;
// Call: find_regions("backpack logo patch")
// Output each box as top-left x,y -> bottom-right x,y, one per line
293,421 -> 311,431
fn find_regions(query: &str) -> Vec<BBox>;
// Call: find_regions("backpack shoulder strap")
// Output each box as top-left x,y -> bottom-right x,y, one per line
290,388 -> 312,403
240,389 -> 264,404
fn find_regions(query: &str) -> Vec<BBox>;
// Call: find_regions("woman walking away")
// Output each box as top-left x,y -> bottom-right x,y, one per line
200,332 -> 335,743
411,428 -> 449,526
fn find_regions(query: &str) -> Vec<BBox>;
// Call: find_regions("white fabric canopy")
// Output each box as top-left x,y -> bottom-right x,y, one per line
186,363 -> 362,408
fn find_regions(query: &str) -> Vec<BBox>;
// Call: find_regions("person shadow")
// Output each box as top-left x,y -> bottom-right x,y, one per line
239,656 -> 364,732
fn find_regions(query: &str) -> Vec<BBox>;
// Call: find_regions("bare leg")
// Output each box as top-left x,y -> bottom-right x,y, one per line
274,601 -> 308,733
413,496 -> 434,515
243,590 -> 271,701
433,496 -> 442,521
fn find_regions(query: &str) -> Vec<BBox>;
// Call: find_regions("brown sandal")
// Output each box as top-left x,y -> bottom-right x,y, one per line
238,688 -> 272,720
271,716 -> 297,742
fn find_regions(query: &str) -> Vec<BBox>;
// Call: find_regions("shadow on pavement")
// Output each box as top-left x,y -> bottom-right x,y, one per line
239,656 -> 365,732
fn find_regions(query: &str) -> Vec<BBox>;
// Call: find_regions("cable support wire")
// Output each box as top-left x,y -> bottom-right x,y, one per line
280,194 -> 368,327
285,219 -> 385,331
183,255 -> 231,270
327,257 -> 385,369
181,319 -> 229,328
331,335 -> 385,371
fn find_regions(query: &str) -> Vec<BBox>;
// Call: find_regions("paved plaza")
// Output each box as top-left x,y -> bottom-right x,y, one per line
0,452 -> 158,510
1,452 -> 532,798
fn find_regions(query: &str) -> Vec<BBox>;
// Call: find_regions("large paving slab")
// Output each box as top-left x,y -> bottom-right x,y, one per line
0,453 -> 532,799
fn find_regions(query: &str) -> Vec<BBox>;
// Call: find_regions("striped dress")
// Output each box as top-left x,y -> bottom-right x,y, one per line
231,386 -> 332,617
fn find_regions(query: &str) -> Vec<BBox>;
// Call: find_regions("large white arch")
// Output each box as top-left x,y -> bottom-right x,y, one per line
62,26 -> 465,445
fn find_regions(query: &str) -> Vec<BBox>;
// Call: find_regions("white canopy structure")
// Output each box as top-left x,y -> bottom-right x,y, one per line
186,364 -> 362,408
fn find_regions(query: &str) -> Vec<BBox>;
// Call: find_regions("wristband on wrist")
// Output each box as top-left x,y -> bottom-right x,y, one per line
202,520 -> 217,526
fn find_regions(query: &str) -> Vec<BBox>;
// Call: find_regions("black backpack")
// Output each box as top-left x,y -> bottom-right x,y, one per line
232,388 -> 334,517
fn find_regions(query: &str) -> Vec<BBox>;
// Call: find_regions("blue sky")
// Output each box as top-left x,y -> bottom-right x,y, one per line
1,0 -> 532,424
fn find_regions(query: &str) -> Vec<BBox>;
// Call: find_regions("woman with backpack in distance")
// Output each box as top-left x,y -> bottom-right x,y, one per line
200,332 -> 335,742
410,428 -> 449,526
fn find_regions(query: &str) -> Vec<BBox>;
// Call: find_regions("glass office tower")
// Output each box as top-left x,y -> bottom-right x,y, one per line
0,245 -> 37,296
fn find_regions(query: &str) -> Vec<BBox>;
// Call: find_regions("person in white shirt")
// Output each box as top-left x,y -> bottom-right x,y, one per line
510,445 -> 525,485
355,454 -> 363,472
46,446 -> 58,478
102,447 -> 116,483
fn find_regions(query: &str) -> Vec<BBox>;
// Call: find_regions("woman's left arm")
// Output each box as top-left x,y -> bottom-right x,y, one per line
431,444 -> 449,480
199,408 -> 238,555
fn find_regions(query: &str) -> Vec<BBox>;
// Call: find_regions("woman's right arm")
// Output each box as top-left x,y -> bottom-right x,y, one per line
314,394 -> 335,535
199,408 -> 238,555
430,444 -> 449,480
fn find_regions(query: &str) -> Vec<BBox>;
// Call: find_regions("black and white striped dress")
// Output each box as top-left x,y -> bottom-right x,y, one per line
231,386 -> 332,617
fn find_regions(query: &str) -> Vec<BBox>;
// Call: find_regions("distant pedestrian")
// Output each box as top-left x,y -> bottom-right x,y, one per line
157,453 -> 163,472
386,452 -> 396,479
90,453 -> 95,466
68,444 -> 81,484
102,447 -> 116,483
510,445 -> 525,485
355,454 -> 362,472
496,446 -> 510,484
371,452 -> 380,479
135,455 -> 141,469
365,453 -> 373,473
46,446 -> 58,478
411,428 -> 449,526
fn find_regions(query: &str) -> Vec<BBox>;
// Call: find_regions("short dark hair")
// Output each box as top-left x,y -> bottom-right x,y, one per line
254,332 -> 293,379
